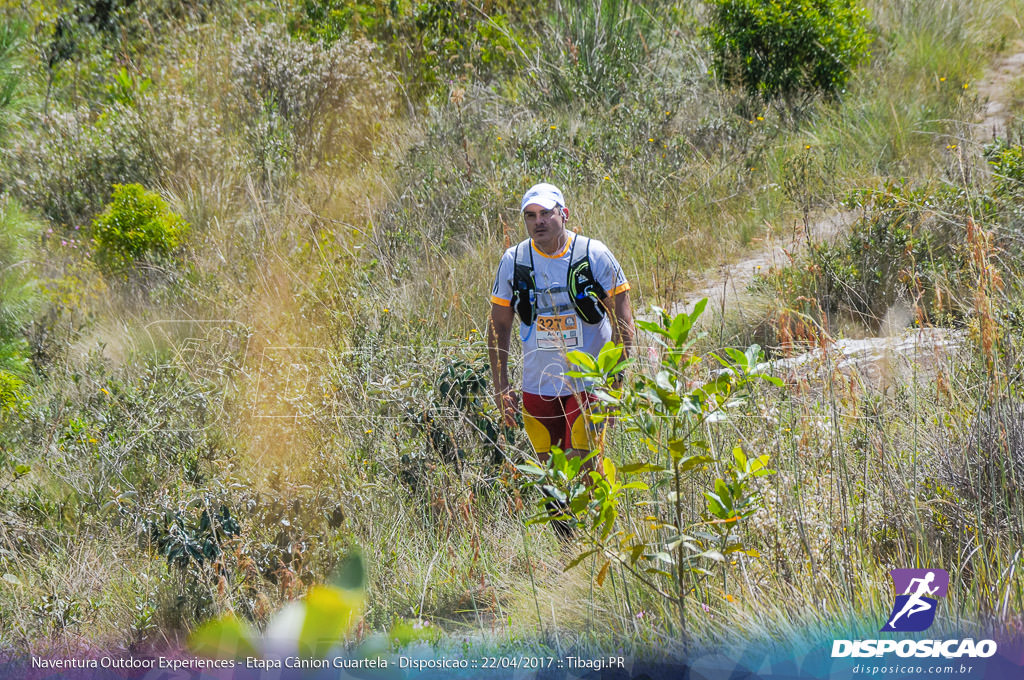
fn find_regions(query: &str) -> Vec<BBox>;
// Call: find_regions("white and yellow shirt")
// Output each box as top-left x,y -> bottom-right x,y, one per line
490,233 -> 629,397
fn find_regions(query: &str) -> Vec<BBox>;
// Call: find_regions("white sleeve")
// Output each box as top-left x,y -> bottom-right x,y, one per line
592,240 -> 629,296
490,248 -> 516,306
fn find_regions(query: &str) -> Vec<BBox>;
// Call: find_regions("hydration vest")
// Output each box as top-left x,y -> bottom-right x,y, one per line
510,234 -> 608,327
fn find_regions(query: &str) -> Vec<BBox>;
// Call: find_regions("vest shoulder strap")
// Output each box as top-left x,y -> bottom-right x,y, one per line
514,238 -> 533,266
569,234 -> 591,265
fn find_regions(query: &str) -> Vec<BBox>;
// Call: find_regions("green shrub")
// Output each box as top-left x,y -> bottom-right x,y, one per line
406,0 -> 528,90
91,183 -> 189,275
0,369 -> 27,416
985,138 -> 1024,198
705,0 -> 872,102
984,135 -> 1024,258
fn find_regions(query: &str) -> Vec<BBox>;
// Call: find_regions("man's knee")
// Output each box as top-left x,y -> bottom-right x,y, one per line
570,413 -> 605,451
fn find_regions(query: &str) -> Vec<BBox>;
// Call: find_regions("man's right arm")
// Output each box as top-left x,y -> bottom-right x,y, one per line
488,302 -> 518,426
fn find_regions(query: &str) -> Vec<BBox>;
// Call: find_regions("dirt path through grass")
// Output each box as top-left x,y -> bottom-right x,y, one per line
975,40 -> 1024,142
672,43 -> 1024,382
684,44 -> 1024,328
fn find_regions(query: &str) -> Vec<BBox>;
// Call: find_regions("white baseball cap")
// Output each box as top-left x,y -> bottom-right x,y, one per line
520,183 -> 566,212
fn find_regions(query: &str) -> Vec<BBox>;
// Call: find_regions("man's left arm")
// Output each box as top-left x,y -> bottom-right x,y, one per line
601,290 -> 634,358
595,243 -> 635,359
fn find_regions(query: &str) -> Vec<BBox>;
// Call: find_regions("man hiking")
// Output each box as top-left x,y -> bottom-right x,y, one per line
487,182 -> 635,472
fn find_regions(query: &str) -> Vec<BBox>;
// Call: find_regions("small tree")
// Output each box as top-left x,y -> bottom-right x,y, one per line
518,303 -> 780,633
705,0 -> 872,102
91,183 -> 189,276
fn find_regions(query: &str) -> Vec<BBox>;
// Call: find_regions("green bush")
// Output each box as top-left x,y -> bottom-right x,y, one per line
0,369 -> 27,416
985,138 -> 1024,198
90,183 -> 189,275
705,0 -> 872,102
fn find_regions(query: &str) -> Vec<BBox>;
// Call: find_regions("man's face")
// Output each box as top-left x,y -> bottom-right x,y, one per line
522,203 -> 567,243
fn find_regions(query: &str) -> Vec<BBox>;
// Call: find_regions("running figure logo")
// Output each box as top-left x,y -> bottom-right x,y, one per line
881,569 -> 950,632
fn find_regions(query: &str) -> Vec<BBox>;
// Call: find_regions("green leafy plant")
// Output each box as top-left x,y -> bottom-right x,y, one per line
0,370 -> 28,417
90,183 -> 189,275
985,137 -> 1024,199
407,0 -> 527,89
518,302 -> 779,630
762,182 -> 968,332
705,0 -> 872,102
148,504 -> 241,571
32,593 -> 84,632
106,65 -> 151,108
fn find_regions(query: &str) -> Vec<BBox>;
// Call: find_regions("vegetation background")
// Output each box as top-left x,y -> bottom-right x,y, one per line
0,0 -> 1023,662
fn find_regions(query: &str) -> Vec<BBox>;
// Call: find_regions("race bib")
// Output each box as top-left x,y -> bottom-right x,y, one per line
536,313 -> 580,349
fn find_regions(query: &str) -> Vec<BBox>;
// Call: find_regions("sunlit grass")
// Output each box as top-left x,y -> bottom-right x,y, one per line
2,0 -> 1024,657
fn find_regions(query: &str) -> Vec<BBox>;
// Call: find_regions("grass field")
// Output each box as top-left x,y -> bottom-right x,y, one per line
1,0 -> 1023,662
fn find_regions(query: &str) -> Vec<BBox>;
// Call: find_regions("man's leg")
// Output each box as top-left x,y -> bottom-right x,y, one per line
565,391 -> 606,472
521,393 -> 565,461
521,393 -> 575,540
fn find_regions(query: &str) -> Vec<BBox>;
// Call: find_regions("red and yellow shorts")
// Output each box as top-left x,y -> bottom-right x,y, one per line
522,391 -> 605,456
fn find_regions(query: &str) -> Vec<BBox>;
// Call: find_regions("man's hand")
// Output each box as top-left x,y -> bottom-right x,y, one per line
496,389 -> 520,427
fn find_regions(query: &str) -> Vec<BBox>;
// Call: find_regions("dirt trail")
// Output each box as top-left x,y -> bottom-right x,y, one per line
974,41 -> 1024,142
673,44 -> 1024,385
678,210 -> 854,320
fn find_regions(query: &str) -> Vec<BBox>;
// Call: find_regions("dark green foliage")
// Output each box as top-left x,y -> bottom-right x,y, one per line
149,504 -> 241,570
705,0 -> 872,101
407,0 -> 527,88
91,183 -> 189,275
403,357 -> 516,481
40,0 -> 137,108
432,357 -> 516,465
